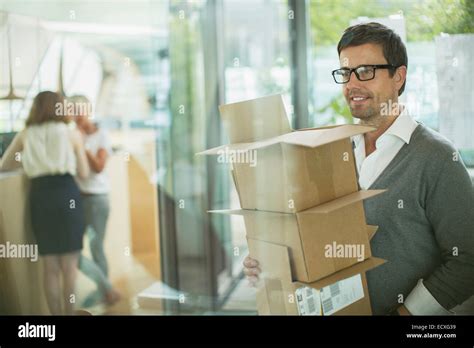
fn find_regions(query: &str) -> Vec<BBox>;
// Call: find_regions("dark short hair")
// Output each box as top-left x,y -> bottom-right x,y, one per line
337,22 -> 408,96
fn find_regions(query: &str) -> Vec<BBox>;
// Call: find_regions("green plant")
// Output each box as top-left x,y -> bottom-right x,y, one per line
317,93 -> 354,124
309,0 -> 474,46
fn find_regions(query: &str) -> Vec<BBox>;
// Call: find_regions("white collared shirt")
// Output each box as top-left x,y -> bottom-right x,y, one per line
352,111 -> 452,315
352,108 -> 419,190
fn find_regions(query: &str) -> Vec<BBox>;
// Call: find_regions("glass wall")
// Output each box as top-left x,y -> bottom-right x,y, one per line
223,0 -> 291,104
308,0 -> 473,128
162,0 -> 295,313
1,0 -> 472,316
221,0 -> 292,298
307,0 -> 474,164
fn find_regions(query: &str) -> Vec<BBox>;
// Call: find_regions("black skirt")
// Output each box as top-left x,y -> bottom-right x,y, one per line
30,174 -> 85,255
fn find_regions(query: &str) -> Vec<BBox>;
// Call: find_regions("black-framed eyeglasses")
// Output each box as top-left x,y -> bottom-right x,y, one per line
332,64 -> 399,84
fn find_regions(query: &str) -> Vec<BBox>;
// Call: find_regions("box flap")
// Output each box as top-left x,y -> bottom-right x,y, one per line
298,257 -> 386,290
219,94 -> 292,143
297,201 -> 372,282
367,225 -> 379,240
196,142 -> 255,156
279,125 -> 374,148
197,124 -> 375,155
196,136 -> 286,155
247,238 -> 297,315
247,239 -> 292,284
208,209 -> 289,218
297,125 -> 340,131
300,190 -> 386,214
239,210 -> 307,281
230,169 -> 244,209
296,123 -> 375,132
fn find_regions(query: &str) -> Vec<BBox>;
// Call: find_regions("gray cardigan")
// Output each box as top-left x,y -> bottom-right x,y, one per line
363,123 -> 474,314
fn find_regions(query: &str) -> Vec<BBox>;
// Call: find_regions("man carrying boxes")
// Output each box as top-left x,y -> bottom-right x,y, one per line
241,23 -> 474,315
199,94 -> 386,315
199,22 -> 474,316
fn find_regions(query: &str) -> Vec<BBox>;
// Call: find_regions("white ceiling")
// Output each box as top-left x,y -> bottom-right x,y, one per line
0,0 -> 169,28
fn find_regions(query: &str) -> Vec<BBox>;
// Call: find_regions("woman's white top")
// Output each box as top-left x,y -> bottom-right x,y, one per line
22,122 -> 76,178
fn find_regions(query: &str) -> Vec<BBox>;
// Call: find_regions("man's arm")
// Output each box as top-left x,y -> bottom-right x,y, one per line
405,149 -> 474,314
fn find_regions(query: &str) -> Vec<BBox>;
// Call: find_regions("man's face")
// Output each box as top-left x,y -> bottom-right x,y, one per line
339,43 -> 402,120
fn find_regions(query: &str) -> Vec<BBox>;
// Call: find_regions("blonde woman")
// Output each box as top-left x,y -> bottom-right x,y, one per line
0,91 -> 89,314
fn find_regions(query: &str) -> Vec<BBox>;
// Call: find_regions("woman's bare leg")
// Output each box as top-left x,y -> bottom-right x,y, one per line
59,251 -> 80,315
43,255 -> 62,315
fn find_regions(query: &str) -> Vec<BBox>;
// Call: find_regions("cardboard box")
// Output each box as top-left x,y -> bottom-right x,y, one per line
211,190 -> 384,282
197,94 -> 387,315
248,238 -> 386,316
198,95 -> 375,213
219,94 -> 293,143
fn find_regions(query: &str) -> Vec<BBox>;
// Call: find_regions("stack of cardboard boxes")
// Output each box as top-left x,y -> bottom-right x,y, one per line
199,94 -> 386,315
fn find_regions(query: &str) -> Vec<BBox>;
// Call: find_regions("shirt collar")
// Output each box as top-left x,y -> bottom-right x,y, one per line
382,108 -> 419,144
351,108 -> 419,147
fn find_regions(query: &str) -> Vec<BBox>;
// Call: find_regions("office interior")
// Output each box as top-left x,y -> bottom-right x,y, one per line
0,0 -> 473,315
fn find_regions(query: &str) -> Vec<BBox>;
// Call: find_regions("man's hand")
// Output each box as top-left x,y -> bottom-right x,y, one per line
243,255 -> 261,287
